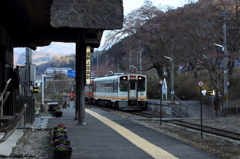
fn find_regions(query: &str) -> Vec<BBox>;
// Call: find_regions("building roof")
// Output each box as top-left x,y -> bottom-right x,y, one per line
1,0 -> 123,50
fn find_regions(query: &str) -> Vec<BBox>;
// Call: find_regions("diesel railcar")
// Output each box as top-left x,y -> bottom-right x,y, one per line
85,73 -> 147,110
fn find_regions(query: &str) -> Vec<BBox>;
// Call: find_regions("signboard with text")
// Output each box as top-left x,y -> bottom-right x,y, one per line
86,46 -> 91,85
68,70 -> 76,78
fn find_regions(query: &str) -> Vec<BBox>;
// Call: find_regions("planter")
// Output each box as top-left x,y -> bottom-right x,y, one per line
53,127 -> 66,131
53,147 -> 72,159
55,111 -> 63,117
54,140 -> 70,146
53,135 -> 68,141
53,130 -> 67,135
49,104 -> 59,111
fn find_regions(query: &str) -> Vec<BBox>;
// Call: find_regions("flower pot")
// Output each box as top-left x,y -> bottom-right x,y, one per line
53,135 -> 68,141
54,140 -> 70,146
55,111 -> 63,117
53,147 -> 72,159
53,130 -> 67,135
49,104 -> 58,111
54,127 -> 66,130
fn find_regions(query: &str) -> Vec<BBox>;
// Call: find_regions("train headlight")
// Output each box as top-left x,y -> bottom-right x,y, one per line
138,77 -> 142,80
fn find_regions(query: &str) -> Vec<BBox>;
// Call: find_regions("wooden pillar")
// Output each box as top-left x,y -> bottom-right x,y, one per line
75,31 -> 86,125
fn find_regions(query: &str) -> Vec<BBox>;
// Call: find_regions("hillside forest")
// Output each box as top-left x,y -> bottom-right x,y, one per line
36,0 -> 240,107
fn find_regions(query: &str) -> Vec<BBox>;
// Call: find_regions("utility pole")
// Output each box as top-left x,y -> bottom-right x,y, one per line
164,56 -> 174,102
41,74 -> 45,104
171,55 -> 174,102
222,11 -> 229,108
139,42 -> 142,74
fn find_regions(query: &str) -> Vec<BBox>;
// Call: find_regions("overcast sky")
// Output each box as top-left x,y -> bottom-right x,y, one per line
123,0 -> 196,14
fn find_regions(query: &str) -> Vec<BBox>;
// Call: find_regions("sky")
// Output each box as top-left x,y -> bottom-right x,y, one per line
123,0 -> 191,14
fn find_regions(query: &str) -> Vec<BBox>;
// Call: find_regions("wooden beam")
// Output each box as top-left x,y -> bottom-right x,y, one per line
75,30 -> 86,125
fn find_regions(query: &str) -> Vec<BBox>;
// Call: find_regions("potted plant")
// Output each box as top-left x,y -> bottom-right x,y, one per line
54,123 -> 66,132
53,127 -> 67,135
54,135 -> 70,146
53,144 -> 72,159
54,109 -> 63,117
57,123 -> 65,129
53,133 -> 68,141
53,123 -> 67,140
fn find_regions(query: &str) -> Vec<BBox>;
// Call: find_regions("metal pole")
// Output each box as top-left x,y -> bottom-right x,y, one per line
171,55 -> 174,102
160,84 -> 162,126
139,43 -> 142,74
41,74 -> 45,104
200,87 -> 203,138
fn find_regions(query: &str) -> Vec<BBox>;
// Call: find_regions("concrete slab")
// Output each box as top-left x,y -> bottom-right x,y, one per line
0,129 -> 23,156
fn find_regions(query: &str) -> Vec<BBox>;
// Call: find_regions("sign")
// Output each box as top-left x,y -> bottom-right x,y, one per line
68,70 -> 76,78
86,46 -> 91,85
70,92 -> 75,99
162,78 -> 167,94
159,79 -> 163,85
33,86 -> 39,93
197,80 -> 204,87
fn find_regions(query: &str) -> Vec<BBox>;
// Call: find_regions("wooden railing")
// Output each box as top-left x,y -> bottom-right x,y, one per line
0,78 -> 11,115
0,103 -> 28,143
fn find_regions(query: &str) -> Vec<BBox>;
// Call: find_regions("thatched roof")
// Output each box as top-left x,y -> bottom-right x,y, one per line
51,0 -> 123,29
0,0 -> 123,49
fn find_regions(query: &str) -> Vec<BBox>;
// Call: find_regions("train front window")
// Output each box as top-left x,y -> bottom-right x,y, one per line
119,76 -> 128,92
130,81 -> 135,90
138,76 -> 146,91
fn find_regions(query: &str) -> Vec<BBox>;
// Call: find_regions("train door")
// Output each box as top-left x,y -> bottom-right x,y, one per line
128,80 -> 138,106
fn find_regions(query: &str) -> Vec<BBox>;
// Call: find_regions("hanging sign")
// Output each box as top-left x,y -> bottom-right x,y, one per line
86,46 -> 91,85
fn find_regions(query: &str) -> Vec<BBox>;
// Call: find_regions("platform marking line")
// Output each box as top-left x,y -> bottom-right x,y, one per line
86,109 -> 178,159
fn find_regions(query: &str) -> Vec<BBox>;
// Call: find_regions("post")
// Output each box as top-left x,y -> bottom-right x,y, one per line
159,79 -> 163,126
200,87 -> 203,138
41,74 -> 45,105
171,55 -> 174,102
222,12 -> 228,108
164,56 -> 174,102
160,84 -> 162,126
76,30 -> 86,125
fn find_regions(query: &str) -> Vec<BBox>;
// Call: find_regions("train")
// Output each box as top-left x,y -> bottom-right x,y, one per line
85,73 -> 147,110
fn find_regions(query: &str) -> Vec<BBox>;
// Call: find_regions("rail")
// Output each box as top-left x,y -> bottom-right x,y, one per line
0,103 -> 28,143
0,79 -> 11,115
173,95 -> 189,116
147,95 -> 189,117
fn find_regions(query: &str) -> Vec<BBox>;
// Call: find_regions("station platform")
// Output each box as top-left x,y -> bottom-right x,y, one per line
47,108 -> 221,159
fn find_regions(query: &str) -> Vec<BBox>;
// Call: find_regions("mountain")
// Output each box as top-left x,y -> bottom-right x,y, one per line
14,42 -> 76,66
14,42 -> 75,55
14,51 -> 67,66
36,54 -> 75,73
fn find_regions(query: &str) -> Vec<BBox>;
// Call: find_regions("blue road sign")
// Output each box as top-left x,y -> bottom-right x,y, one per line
68,70 -> 76,78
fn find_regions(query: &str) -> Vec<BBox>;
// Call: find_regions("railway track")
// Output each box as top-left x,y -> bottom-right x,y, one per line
166,120 -> 240,141
125,110 -> 240,142
128,111 -> 160,118
94,105 -> 240,142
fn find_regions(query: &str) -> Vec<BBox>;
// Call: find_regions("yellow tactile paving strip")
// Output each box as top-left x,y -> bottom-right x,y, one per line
86,109 -> 178,159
